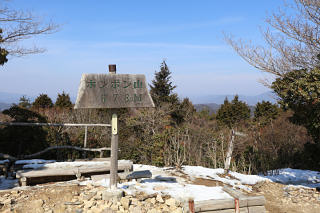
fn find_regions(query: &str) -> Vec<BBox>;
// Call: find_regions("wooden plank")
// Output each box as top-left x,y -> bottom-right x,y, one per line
197,207 -> 248,213
248,206 -> 266,213
194,196 -> 265,212
240,196 -> 265,207
223,186 -> 265,206
16,161 -> 133,178
222,186 -> 245,199
197,206 -> 265,213
74,74 -> 155,109
198,208 -> 247,213
195,199 -> 235,212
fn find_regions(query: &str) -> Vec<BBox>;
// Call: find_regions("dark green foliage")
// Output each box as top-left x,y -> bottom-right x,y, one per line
272,68 -> 320,142
216,95 -> 250,128
0,106 -> 48,156
18,96 -> 32,109
0,29 -> 8,66
150,60 -> 177,106
55,92 -> 72,108
254,101 -> 279,126
32,94 -> 53,108
198,107 -> 215,120
2,105 -> 46,122
170,97 -> 196,126
0,47 -> 8,66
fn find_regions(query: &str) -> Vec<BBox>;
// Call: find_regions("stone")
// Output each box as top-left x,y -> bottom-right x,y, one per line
172,207 -> 183,213
148,197 -> 156,205
130,198 -> 139,206
130,206 -> 143,213
84,191 -> 97,200
119,205 -> 125,212
84,200 -> 96,209
32,199 -> 44,208
2,198 -> 13,205
11,190 -> 19,195
165,198 -> 176,207
147,209 -> 159,213
102,189 -> 124,202
110,203 -> 119,211
156,194 -> 164,203
120,197 -> 131,210
90,206 -> 101,213
101,208 -> 116,213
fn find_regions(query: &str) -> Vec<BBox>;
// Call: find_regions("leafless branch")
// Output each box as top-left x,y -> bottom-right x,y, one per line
225,0 -> 320,85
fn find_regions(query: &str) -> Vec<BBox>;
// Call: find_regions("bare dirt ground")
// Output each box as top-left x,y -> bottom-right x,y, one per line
0,177 -> 319,212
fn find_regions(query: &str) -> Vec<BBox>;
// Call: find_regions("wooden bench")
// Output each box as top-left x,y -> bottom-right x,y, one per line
16,160 -> 133,186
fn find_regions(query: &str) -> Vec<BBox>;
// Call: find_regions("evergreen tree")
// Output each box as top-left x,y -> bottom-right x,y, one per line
0,29 -> 8,66
55,91 -> 72,108
150,60 -> 177,106
254,101 -> 279,126
18,95 -> 31,109
32,94 -> 53,108
216,95 -> 250,128
0,105 -> 48,156
272,67 -> 320,143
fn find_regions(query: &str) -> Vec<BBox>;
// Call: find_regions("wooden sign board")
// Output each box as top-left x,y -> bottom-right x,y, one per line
74,74 -> 155,109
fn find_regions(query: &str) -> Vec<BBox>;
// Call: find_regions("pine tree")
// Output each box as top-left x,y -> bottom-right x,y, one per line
216,95 -> 250,128
150,60 -> 177,106
32,94 -> 53,108
254,101 -> 279,126
18,95 -> 31,109
55,91 -> 72,108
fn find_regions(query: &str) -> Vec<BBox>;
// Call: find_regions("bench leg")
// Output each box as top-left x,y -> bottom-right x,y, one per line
20,177 -> 27,186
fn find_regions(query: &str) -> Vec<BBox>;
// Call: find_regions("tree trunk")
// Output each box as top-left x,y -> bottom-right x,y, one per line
224,130 -> 235,172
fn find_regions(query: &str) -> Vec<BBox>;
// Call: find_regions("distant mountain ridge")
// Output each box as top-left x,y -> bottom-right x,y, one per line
0,102 -> 12,111
189,91 -> 278,105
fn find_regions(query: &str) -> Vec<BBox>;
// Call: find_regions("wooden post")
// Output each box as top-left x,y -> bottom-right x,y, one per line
83,126 -> 88,158
109,64 -> 118,189
110,113 -> 118,188
84,126 -> 88,148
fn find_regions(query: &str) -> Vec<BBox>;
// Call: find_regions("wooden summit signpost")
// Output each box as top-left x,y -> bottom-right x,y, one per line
74,64 -> 154,188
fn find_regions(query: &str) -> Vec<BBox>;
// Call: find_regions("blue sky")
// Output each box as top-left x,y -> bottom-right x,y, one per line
0,0 -> 286,102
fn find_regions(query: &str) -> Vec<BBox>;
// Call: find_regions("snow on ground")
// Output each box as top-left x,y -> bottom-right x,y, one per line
0,176 -> 19,190
23,160 -> 132,169
260,168 -> 320,188
2,160 -> 320,201
88,165 -> 233,202
182,166 -> 268,191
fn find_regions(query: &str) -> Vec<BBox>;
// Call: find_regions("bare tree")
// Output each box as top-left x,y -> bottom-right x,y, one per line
225,0 -> 320,80
0,0 -> 58,63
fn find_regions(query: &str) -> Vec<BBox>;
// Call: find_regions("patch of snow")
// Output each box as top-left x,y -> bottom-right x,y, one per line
90,177 -> 232,202
229,171 -> 268,185
261,168 -> 320,188
0,176 -> 19,190
182,166 -> 265,191
0,159 -> 10,164
22,160 -> 131,169
183,166 -> 224,178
